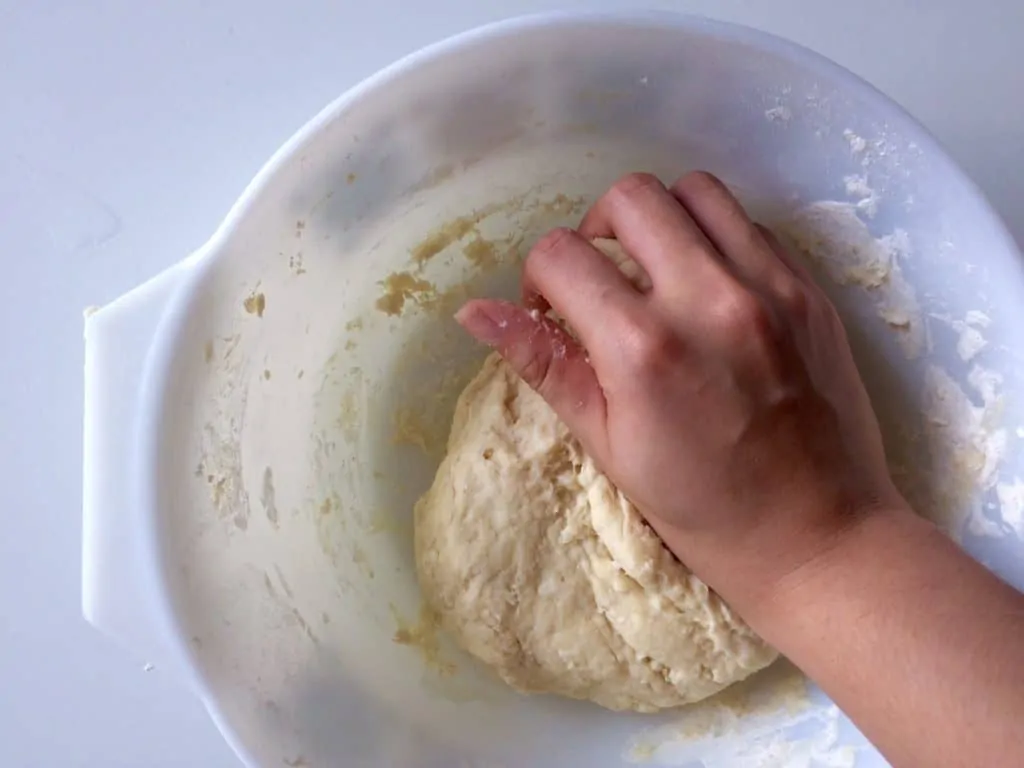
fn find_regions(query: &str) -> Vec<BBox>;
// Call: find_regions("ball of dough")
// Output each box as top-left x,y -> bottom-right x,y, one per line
413,241 -> 777,713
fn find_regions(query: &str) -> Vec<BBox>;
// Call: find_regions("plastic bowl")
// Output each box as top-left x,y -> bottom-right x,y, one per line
83,11 -> 1024,767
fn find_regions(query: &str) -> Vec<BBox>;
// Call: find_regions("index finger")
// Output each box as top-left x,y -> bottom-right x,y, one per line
521,227 -> 644,355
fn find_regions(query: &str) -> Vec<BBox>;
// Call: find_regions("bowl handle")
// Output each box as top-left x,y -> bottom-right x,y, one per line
83,259 -> 197,682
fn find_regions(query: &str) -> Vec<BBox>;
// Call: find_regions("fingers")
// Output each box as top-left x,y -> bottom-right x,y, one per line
668,172 -> 792,293
521,228 -> 643,353
578,172 -> 730,295
454,299 -> 608,454
755,223 -> 842,337
755,224 -> 814,285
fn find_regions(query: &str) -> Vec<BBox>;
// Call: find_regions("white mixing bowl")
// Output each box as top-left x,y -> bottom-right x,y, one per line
83,11 -> 1024,767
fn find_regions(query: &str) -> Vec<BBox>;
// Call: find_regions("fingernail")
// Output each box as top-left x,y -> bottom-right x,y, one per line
455,302 -> 504,346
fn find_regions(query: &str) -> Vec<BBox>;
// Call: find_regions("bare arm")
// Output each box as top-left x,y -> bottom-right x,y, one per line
733,507 -> 1024,768
455,170 -> 1024,767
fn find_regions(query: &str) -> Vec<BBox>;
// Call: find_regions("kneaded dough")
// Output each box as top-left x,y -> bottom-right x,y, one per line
414,239 -> 777,713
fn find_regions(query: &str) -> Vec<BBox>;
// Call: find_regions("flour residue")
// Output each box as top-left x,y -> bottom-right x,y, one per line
260,466 -> 279,527
842,174 -> 879,218
785,201 -> 894,287
782,200 -> 926,359
411,212 -> 485,266
781,196 -> 1014,544
195,332 -> 251,533
243,290 -> 266,317
952,310 -> 992,362
390,361 -> 480,461
624,664 -> 864,766
376,272 -> 436,316
995,478 -> 1024,535
392,406 -> 433,455
908,365 -> 1007,535
764,106 -> 792,123
374,193 -> 585,318
842,129 -> 867,155
729,707 -> 858,768
391,603 -> 457,676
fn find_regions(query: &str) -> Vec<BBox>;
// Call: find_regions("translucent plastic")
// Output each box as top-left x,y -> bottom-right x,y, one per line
85,12 -> 1024,768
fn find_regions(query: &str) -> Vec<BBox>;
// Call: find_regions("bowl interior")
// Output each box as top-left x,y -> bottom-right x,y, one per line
151,14 -> 1024,768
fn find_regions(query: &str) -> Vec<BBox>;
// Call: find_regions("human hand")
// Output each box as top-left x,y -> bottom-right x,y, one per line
455,171 -> 908,607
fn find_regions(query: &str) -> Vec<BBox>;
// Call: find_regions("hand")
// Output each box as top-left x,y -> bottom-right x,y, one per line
457,172 -> 1024,767
455,171 -> 908,606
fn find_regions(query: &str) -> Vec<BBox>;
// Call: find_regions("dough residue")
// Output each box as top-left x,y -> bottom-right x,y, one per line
243,291 -> 266,317
375,271 -> 436,316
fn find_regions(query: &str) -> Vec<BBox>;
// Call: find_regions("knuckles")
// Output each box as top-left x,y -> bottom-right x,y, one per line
530,226 -> 577,258
523,227 -> 578,293
773,278 -> 811,324
671,170 -> 728,199
610,287 -> 794,381
615,314 -> 684,378
605,172 -> 667,206
706,287 -> 775,345
704,287 -> 794,381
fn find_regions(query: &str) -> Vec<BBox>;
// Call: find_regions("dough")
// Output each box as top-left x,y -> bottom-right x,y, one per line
414,240 -> 777,712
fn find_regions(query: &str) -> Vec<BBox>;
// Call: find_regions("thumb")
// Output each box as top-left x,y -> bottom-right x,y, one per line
455,298 -> 607,450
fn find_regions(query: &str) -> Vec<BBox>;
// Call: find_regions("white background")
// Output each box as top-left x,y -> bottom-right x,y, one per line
1,1 -> 1022,766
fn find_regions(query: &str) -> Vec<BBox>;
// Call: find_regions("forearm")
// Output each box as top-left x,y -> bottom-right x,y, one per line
742,507 -> 1024,768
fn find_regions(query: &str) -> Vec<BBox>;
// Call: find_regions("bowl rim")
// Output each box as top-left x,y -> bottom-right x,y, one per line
135,9 -> 1023,765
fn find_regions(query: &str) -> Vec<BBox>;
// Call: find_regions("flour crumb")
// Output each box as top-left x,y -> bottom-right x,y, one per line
917,365 -> 1007,539
965,309 -> 991,327
842,129 -> 867,154
950,311 -> 992,362
764,106 -> 792,123
968,365 -> 1002,408
782,201 -> 926,358
843,174 -> 879,218
968,510 -> 1006,539
957,327 -> 988,362
243,291 -> 266,318
784,201 -> 891,288
996,479 -> 1024,534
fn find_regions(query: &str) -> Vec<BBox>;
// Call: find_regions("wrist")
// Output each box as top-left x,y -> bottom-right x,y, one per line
732,502 -> 925,637
654,497 -> 919,626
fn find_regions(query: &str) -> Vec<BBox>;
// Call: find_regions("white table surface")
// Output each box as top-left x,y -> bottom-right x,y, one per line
1,1 -> 1022,765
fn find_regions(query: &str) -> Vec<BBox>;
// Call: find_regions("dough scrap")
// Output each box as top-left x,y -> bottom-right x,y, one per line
413,239 -> 777,712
